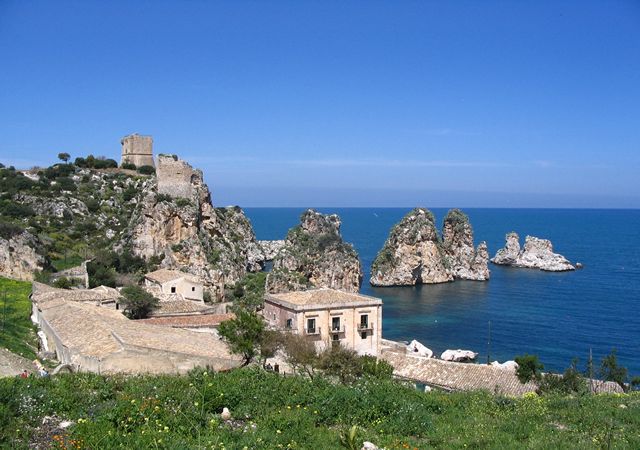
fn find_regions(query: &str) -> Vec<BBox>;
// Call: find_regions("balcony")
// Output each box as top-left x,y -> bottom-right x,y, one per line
358,322 -> 374,332
304,327 -> 321,336
329,325 -> 346,334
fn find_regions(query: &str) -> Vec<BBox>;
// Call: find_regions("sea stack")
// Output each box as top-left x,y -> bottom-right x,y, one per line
441,209 -> 490,281
370,208 -> 489,286
266,209 -> 363,293
491,232 -> 575,272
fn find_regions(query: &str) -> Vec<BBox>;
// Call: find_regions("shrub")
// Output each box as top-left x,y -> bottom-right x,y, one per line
515,354 -> 544,384
156,193 -> 172,203
0,202 -> 35,218
600,349 -> 628,390
119,285 -> 159,319
0,222 -> 24,240
84,198 -> 100,213
52,277 -> 73,289
137,165 -> 155,175
120,162 -> 137,170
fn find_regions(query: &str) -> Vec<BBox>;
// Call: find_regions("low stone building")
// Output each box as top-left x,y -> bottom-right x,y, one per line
121,133 -> 154,168
31,284 -> 241,374
145,268 -> 203,302
263,288 -> 382,356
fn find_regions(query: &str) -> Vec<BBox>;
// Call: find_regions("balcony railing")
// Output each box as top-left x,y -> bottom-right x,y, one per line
358,322 -> 374,331
304,327 -> 321,336
330,325 -> 346,334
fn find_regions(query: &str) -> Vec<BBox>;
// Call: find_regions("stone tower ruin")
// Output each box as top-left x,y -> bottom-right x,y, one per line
157,154 -> 202,199
121,133 -> 154,167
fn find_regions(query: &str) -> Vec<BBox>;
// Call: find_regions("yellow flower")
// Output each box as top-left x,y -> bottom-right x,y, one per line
276,429 -> 282,434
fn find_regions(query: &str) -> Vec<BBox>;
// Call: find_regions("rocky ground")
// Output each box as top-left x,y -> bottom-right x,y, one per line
0,347 -> 36,377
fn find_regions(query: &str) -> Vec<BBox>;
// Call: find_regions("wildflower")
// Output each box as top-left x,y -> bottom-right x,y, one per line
195,402 -> 199,406
276,429 -> 282,434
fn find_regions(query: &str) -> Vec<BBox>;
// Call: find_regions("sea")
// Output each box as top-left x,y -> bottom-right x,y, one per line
244,208 -> 640,376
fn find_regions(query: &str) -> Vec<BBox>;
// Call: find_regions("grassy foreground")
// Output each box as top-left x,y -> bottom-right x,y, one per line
0,277 -> 36,360
1,368 -> 639,449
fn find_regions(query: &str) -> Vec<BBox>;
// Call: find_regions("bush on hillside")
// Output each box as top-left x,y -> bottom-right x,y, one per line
137,165 -> 155,175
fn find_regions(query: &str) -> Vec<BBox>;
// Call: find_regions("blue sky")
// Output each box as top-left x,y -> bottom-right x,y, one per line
1,1 -> 639,207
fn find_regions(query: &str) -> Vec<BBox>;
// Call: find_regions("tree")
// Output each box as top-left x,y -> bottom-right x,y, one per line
137,165 -> 156,175
218,309 -> 265,366
57,152 -> 70,163
282,332 -> 319,379
119,285 -> 159,319
317,345 -> 362,384
514,354 -> 544,384
600,349 -> 628,391
258,329 -> 283,368
360,355 -> 394,379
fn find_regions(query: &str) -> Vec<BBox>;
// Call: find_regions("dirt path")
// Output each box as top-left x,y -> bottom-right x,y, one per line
0,347 -> 37,377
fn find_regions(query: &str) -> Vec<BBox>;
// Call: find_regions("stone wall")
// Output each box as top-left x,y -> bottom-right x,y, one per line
157,154 -> 201,199
121,134 -> 154,167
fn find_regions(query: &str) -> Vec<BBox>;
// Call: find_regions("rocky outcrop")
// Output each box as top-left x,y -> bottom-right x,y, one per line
441,209 -> 490,281
258,240 -> 285,260
440,349 -> 478,362
266,210 -> 363,293
0,229 -> 48,280
491,232 -> 575,272
370,208 -> 489,286
407,340 -> 433,358
121,157 -> 262,300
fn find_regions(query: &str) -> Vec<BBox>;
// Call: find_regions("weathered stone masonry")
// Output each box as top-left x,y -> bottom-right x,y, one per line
121,133 -> 154,168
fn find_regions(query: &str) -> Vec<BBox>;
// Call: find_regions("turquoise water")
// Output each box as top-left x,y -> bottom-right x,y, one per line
245,208 -> 640,375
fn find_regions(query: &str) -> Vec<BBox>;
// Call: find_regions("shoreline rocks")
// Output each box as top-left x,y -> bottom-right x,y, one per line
440,349 -> 478,362
491,232 -> 575,272
407,339 -> 433,358
370,208 -> 489,286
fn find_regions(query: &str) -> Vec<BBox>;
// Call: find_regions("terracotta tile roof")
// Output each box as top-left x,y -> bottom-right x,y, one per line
138,314 -> 235,328
40,301 -> 237,360
266,288 -> 382,309
145,269 -> 198,284
380,348 -> 625,396
151,300 -> 214,316
32,282 -> 120,305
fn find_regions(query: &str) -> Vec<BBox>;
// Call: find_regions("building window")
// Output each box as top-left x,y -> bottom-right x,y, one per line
360,314 -> 369,329
286,318 -> 292,329
171,286 -> 176,293
307,318 -> 316,334
192,286 -> 195,292
361,331 -> 368,340
331,317 -> 341,332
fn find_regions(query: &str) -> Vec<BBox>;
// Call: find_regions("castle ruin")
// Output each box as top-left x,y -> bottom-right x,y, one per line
121,133 -> 154,167
157,154 -> 202,199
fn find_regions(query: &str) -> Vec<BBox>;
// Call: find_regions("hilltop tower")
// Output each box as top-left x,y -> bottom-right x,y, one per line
121,133 -> 154,167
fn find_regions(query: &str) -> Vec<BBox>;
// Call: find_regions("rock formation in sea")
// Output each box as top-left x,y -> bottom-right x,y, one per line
121,155 -> 265,300
370,208 -> 489,286
265,209 -> 363,293
491,232 -> 575,272
441,209 -> 490,281
0,229 -> 48,280
406,339 -> 433,358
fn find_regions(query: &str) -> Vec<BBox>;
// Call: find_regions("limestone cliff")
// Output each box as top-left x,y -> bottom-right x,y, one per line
441,209 -> 490,281
370,208 -> 489,286
491,232 -> 575,272
266,210 -> 362,293
121,156 -> 264,300
0,229 -> 48,280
